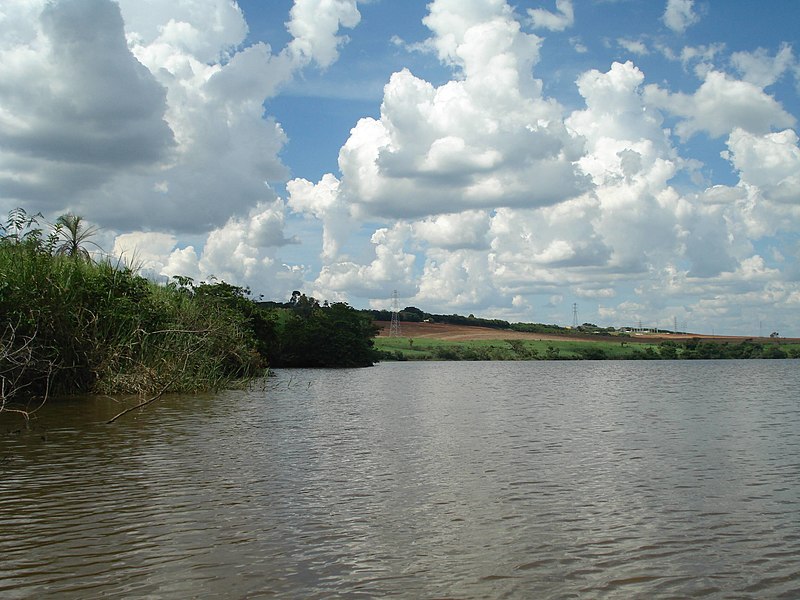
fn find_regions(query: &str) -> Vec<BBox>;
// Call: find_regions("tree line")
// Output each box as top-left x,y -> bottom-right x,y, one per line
365,305 -> 570,333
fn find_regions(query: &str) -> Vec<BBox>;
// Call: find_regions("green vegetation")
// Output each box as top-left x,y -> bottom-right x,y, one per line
375,336 -> 800,362
258,292 -> 380,368
1,210 -> 380,413
1,210 -> 264,408
365,306 -> 517,331
374,336 -> 662,361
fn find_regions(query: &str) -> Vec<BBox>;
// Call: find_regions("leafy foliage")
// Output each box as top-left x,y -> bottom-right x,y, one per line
53,213 -> 101,260
1,211 -> 265,402
263,294 -> 380,368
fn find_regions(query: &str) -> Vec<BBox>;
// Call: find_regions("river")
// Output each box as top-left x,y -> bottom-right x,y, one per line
1,360 -> 799,598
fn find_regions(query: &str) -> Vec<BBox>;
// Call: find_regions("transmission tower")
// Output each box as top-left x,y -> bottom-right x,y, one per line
572,303 -> 578,328
389,290 -> 401,337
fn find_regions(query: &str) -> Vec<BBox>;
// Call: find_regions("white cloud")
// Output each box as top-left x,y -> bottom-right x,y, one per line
110,201 -> 302,296
117,0 -> 248,63
617,38 -> 649,56
0,0 -> 287,233
412,211 -> 491,250
3,0 -> 799,335
570,36 -> 588,53
113,231 -> 180,273
731,44 -> 796,89
0,0 -> 365,241
416,249 -> 499,310
286,173 -> 355,261
313,223 -> 417,299
645,70 -> 796,140
724,128 -> 800,205
293,0 -> 587,225
0,0 -> 174,208
528,0 -> 574,32
285,0 -> 361,69
662,0 -> 699,34
656,42 -> 726,72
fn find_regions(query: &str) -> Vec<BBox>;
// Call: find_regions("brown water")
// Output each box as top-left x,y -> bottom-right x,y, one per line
1,360 -> 799,599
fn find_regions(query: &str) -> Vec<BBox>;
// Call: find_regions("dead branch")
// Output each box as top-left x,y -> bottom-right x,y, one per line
1,321 -> 53,421
106,352 -> 191,424
105,384 -> 170,424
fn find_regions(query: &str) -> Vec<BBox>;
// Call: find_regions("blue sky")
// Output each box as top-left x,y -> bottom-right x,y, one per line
1,0 -> 799,335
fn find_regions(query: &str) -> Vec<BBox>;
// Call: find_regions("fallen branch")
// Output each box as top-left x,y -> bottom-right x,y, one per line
105,352 -> 191,424
106,383 -> 169,424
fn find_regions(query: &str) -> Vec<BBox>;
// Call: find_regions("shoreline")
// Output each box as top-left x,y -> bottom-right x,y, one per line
374,321 -> 800,345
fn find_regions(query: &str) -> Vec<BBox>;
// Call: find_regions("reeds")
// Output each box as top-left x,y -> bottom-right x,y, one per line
1,226 -> 264,401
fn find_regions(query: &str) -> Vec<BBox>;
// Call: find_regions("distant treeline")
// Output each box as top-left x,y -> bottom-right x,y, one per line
364,306 -> 618,336
570,339 -> 796,360
649,339 -> 795,360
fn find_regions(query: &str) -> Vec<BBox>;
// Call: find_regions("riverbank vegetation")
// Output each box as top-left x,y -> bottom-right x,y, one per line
1,210 -> 379,412
1,210 -> 263,408
258,292 -> 380,368
374,335 -> 800,361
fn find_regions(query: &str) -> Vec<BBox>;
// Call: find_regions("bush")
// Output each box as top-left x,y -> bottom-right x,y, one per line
1,211 -> 265,400
263,294 -> 380,368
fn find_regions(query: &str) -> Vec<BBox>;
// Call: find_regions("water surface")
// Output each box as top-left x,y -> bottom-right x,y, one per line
1,360 -> 799,598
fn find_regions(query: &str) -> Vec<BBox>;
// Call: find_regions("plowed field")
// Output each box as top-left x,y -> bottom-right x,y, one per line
375,321 -> 609,342
374,321 -> 795,344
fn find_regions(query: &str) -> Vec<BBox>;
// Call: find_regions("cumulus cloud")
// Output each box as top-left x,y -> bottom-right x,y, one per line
724,128 -> 800,205
662,0 -> 699,34
617,38 -> 649,56
731,44 -> 796,89
117,0 -> 248,63
286,173 -> 355,261
286,0 -> 361,68
0,0 -> 371,301
291,0 -> 587,227
412,211 -> 491,250
113,231 -> 180,273
0,0 -> 291,234
1,0 -> 366,235
528,0 -> 574,32
416,248 -> 502,311
3,0 -> 798,334
111,201 -> 303,296
0,0 -> 174,207
314,223 -> 417,299
645,70 -> 796,140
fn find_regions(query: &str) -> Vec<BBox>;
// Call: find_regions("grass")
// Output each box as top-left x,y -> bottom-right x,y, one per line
376,334 -> 800,361
1,236 -> 264,403
374,336 -> 663,361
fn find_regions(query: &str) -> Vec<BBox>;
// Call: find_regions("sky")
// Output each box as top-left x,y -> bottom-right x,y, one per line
1,0 -> 799,335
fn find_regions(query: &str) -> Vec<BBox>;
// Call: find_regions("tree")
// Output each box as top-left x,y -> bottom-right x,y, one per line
265,296 -> 380,367
54,213 -> 100,260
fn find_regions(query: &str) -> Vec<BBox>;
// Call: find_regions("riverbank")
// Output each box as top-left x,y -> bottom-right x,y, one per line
374,322 -> 800,360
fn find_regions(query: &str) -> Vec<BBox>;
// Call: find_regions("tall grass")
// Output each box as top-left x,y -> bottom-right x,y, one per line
1,228 -> 263,403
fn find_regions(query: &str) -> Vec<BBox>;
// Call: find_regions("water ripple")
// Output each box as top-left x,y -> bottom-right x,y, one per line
1,361 -> 799,598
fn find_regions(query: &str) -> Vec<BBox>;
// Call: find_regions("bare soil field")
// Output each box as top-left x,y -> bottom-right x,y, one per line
374,321 -> 798,344
376,321 -> 622,343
